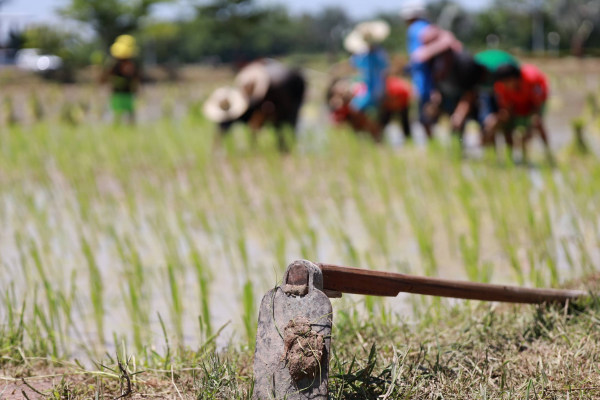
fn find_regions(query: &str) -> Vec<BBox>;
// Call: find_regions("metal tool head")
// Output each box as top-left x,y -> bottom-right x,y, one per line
253,260 -> 332,399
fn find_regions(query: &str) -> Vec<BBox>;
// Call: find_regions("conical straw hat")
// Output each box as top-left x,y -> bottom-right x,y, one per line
344,20 -> 391,53
110,42 -> 139,59
203,86 -> 249,123
234,61 -> 271,102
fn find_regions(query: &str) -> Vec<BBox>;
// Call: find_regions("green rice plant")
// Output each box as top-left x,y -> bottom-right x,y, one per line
191,249 -> 213,338
28,94 -> 45,122
242,279 -> 256,349
29,239 -> 63,348
402,191 -> 437,277
457,176 -> 484,281
497,214 -> 525,286
2,96 -> 17,126
166,261 -> 183,343
81,236 -> 105,346
112,233 -> 148,351
273,230 -> 287,270
570,117 -> 589,155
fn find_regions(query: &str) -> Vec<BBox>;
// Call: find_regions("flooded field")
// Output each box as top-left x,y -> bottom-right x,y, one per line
1,59 -> 600,360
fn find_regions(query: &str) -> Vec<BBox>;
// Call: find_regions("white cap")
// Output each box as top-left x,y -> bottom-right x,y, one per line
400,0 -> 427,20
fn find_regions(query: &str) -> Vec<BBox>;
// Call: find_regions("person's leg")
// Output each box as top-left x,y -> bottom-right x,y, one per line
126,94 -> 136,125
400,107 -> 412,140
351,93 -> 383,142
248,109 -> 267,147
532,113 -> 555,166
419,97 -> 435,139
521,126 -> 532,164
348,109 -> 382,142
444,96 -> 467,154
502,122 -> 515,162
478,92 -> 500,147
378,108 -> 392,130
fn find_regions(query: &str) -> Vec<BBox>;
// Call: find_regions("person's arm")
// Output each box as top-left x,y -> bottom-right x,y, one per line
411,62 -> 432,100
131,63 -> 142,93
494,84 -> 514,119
530,83 -> 547,116
380,50 -> 390,80
451,91 -> 475,130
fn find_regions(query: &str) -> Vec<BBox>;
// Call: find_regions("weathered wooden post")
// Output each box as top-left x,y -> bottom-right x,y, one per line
253,260 -> 333,399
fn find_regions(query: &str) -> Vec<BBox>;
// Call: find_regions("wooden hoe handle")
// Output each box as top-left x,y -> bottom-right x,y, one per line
318,263 -> 588,304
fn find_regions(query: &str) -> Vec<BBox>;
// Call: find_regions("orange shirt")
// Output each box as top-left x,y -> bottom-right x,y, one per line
494,64 -> 548,116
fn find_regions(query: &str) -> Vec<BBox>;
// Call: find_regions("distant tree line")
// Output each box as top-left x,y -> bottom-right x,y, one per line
16,0 -> 600,67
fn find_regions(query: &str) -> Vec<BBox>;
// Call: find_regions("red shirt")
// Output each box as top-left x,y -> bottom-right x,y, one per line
384,77 -> 411,111
494,64 -> 548,116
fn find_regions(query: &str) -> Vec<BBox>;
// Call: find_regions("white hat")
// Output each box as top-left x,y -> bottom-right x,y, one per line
203,87 -> 249,123
400,0 -> 427,20
234,61 -> 271,102
344,20 -> 391,54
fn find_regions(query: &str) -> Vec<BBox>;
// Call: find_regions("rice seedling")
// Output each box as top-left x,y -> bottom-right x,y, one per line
80,236 -> 105,347
242,279 -> 256,348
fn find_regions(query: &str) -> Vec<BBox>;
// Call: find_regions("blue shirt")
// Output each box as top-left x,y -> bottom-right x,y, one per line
407,19 -> 433,100
350,47 -> 389,100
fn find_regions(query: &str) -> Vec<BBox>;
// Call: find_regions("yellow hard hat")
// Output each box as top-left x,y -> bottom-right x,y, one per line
110,42 -> 138,59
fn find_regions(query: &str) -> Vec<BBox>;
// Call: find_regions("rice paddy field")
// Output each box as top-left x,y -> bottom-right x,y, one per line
2,58 -> 600,398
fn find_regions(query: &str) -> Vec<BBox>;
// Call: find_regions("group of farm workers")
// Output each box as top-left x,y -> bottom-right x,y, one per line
102,2 -> 552,163
327,0 -> 551,162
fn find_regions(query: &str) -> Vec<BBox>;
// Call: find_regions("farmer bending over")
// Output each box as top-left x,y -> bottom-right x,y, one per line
343,20 -> 391,142
473,50 -> 521,149
413,28 -> 491,150
327,76 -> 412,141
494,63 -> 553,165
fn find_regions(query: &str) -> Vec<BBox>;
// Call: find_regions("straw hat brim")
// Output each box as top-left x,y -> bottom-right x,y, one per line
110,43 -> 139,59
344,20 -> 391,53
234,62 -> 270,102
203,87 -> 249,123
400,0 -> 427,20
116,35 -> 137,46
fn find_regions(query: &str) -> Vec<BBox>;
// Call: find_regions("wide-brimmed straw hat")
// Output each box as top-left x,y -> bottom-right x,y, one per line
400,0 -> 428,20
410,26 -> 463,63
203,87 -> 249,123
234,61 -> 271,102
344,20 -> 391,54
110,34 -> 139,59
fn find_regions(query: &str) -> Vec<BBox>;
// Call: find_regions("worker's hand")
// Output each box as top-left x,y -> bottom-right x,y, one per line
450,112 -> 466,132
424,101 -> 439,119
530,113 -> 542,128
498,109 -> 510,123
451,99 -> 471,131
